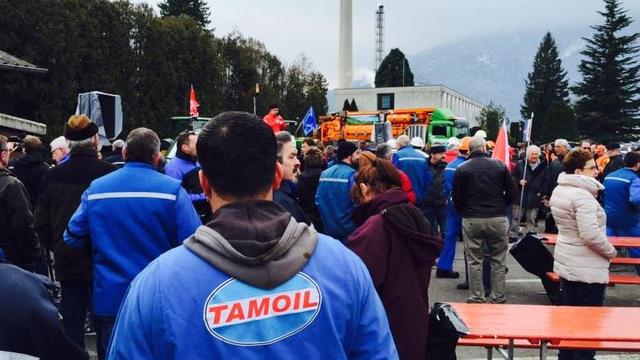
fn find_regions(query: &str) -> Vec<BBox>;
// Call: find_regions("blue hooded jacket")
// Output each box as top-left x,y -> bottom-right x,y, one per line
315,162 -> 356,241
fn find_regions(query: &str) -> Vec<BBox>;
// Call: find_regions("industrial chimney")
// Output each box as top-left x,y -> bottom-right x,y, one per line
338,0 -> 353,88
375,3 -> 385,72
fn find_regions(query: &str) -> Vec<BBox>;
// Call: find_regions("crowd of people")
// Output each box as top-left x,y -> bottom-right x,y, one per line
0,110 -> 638,359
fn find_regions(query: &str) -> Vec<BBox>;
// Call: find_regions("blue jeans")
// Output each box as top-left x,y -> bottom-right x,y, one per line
558,279 -> 606,360
61,281 -> 91,349
439,204 -> 460,271
95,315 -> 116,360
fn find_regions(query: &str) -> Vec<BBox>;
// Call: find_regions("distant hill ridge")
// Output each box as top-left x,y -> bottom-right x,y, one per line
407,22 -> 640,120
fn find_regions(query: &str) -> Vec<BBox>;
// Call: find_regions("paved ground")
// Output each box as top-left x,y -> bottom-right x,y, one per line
430,239 -> 640,359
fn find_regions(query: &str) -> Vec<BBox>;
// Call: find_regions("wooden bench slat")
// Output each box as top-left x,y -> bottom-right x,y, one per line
546,272 -> 640,285
458,337 -> 640,351
611,257 -> 640,265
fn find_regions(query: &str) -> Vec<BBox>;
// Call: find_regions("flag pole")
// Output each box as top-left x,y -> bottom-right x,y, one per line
517,113 -> 534,233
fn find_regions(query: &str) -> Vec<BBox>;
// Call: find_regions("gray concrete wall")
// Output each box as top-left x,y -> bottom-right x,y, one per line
331,85 -> 483,127
0,113 -> 47,136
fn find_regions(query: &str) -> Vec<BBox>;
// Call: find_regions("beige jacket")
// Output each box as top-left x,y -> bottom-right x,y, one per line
550,173 -> 617,284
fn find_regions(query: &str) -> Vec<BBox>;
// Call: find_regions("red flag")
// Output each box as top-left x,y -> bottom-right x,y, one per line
189,85 -> 200,117
491,123 -> 511,165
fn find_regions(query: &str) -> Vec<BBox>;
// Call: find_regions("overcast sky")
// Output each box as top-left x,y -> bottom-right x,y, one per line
147,0 -> 640,87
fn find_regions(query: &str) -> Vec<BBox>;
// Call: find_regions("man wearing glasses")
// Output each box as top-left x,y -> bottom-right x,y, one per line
0,135 -> 41,272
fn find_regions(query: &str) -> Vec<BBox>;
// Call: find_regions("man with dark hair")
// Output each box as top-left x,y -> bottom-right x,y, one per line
274,131 -> 310,225
316,141 -> 360,242
263,103 -> 286,133
165,131 -> 207,219
9,135 -> 50,210
603,151 -> 640,274
298,148 -> 325,231
107,112 -> 396,358
64,127 -> 201,359
453,136 -> 518,304
35,115 -> 117,350
0,135 -> 41,272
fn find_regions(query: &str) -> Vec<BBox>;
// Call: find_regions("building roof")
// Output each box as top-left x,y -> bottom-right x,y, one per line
0,49 -> 48,74
0,113 -> 47,135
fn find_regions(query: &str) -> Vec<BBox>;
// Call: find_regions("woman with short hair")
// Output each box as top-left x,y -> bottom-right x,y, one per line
549,148 -> 617,360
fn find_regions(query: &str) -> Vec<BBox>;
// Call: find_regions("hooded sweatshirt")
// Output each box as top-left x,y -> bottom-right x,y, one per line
348,188 -> 443,360
107,201 -> 397,359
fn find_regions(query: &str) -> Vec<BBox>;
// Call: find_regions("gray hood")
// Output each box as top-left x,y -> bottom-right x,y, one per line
184,201 -> 318,289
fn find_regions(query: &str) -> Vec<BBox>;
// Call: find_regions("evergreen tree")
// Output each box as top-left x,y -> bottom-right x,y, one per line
540,102 -> 579,143
573,0 -> 640,142
476,102 -> 506,141
510,121 -> 523,143
375,48 -> 414,88
521,32 -> 570,142
158,0 -> 211,28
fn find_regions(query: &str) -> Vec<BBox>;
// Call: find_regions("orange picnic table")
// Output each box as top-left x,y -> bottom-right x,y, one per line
542,233 -> 640,248
452,303 -> 640,360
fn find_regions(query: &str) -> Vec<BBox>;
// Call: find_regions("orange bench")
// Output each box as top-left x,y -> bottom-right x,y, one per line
546,272 -> 640,285
611,257 -> 640,265
459,337 -> 640,350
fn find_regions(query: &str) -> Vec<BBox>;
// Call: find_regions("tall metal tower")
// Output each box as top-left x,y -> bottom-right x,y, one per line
374,3 -> 385,72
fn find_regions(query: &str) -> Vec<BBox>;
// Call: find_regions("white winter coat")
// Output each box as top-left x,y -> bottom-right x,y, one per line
550,173 -> 617,284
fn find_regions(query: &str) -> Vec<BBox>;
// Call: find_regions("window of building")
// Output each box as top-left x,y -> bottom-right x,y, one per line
377,93 -> 395,110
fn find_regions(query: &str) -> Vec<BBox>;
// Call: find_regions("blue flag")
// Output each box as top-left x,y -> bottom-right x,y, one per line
302,106 -> 317,136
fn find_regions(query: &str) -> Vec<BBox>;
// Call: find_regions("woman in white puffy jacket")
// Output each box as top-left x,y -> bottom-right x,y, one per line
549,149 -> 617,360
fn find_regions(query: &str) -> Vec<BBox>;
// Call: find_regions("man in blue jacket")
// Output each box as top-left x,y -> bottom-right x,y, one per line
107,112 -> 397,359
392,135 -> 432,209
64,128 -> 201,359
603,151 -> 640,274
316,141 -> 360,242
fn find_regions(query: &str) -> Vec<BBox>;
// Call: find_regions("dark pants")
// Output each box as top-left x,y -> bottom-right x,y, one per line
61,281 -> 91,349
424,205 -> 447,235
558,279 -> 606,360
95,315 -> 117,360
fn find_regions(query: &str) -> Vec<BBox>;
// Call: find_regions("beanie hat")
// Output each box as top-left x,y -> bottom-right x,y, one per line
49,136 -> 68,152
337,141 -> 358,160
64,115 -> 98,141
429,144 -> 446,154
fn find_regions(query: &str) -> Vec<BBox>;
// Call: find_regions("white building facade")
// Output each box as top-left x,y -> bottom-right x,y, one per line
331,85 -> 483,127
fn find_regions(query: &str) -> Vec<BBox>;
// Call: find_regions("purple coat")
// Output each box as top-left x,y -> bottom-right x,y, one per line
348,189 -> 442,360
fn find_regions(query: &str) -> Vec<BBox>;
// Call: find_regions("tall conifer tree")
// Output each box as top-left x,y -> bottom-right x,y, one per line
375,48 -> 414,88
521,32 -> 570,142
158,0 -> 211,28
573,0 -> 640,142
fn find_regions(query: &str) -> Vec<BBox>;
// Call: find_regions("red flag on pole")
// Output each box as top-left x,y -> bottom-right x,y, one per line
491,123 -> 511,165
189,85 -> 200,117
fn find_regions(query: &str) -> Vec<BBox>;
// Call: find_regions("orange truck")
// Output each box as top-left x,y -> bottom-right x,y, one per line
318,107 -> 469,144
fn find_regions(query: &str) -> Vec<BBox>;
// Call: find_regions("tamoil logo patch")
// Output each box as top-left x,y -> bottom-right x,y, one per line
203,272 -> 322,346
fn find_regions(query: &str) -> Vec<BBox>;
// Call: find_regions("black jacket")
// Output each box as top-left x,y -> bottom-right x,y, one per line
34,149 -> 117,282
0,262 -> 88,359
512,160 -> 547,209
452,151 -> 518,218
9,152 -> 50,210
425,160 -> 448,207
273,179 -> 312,226
297,167 -> 324,231
0,168 -> 41,271
601,154 -> 624,182
544,155 -> 565,196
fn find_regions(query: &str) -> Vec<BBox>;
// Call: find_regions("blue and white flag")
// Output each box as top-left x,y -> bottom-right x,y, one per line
302,106 -> 317,136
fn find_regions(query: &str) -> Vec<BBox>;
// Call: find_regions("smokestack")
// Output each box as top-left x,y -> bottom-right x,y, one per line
338,0 -> 353,88
375,3 -> 385,72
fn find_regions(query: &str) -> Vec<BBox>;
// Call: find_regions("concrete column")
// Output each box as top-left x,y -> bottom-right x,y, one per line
338,0 -> 353,89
